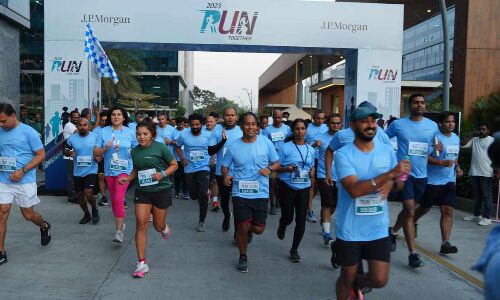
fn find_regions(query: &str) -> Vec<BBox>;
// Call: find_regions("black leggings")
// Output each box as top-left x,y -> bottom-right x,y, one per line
185,171 -> 210,222
279,181 -> 310,250
174,162 -> 188,195
216,175 -> 238,233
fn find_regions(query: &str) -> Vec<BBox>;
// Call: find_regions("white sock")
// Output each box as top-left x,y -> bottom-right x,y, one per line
322,222 -> 331,234
391,228 -> 397,235
212,196 -> 219,203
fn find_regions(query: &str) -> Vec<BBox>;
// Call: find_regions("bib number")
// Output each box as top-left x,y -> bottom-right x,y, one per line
76,156 -> 92,167
445,145 -> 459,160
0,156 -> 16,172
271,132 -> 285,142
292,169 -> 309,184
138,168 -> 158,187
110,159 -> 128,171
408,142 -> 428,157
238,180 -> 259,195
190,150 -> 205,162
355,194 -> 384,215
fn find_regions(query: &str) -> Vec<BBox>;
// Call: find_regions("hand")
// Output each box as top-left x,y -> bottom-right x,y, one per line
10,170 -> 25,182
94,156 -> 103,163
495,169 -> 500,179
92,106 -> 99,117
309,168 -> 315,178
377,180 -> 393,200
392,160 -> 411,178
222,129 -> 227,140
259,167 -> 272,177
118,177 -> 129,185
287,165 -> 297,173
152,172 -> 163,181
70,150 -> 77,158
456,167 -> 464,177
326,177 -> 334,186
105,141 -> 113,148
164,138 -> 171,145
181,158 -> 188,167
224,175 -> 233,186
440,160 -> 455,167
434,142 -> 444,153
314,140 -> 322,147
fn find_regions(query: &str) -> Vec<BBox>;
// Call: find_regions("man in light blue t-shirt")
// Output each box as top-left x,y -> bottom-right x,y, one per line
385,94 -> 441,268
221,112 -> 280,273
0,103 -> 52,265
413,111 -> 463,255
172,116 -> 189,199
64,118 -> 100,225
333,106 -> 408,299
176,114 -> 212,232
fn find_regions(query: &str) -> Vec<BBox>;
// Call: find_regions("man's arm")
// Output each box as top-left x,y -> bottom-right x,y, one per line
9,148 -> 46,183
325,147 -> 334,185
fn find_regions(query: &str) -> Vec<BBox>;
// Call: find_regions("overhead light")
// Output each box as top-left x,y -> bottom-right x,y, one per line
152,86 -> 161,89
300,61 -> 303,64
340,56 -> 344,59
317,83 -> 335,91
309,55 -> 313,58
427,9 -> 431,13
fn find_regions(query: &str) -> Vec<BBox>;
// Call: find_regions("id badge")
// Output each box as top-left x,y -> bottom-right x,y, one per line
112,152 -> 119,162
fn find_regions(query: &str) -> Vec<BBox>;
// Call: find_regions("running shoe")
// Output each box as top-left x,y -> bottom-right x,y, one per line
40,221 -> 51,246
323,232 -> 333,246
161,224 -> 171,240
211,201 -> 220,212
0,251 -> 7,265
79,213 -> 91,224
149,214 -> 153,222
269,205 -> 277,215
237,256 -> 248,273
98,196 -> 108,206
197,222 -> 206,232
67,197 -> 79,205
289,249 -> 301,263
408,252 -> 425,268
440,241 -> 458,254
113,224 -> 125,243
277,224 -> 286,240
307,210 -> 318,223
349,282 -> 364,300
174,193 -> 181,198
389,227 -> 397,252
124,201 -> 128,209
132,261 -> 149,278
463,215 -> 481,222
182,193 -> 190,200
222,216 -> 230,232
478,218 -> 492,226
92,208 -> 100,224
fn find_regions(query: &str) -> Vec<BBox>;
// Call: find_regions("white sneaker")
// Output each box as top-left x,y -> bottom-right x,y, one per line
133,261 -> 149,278
113,230 -> 124,243
478,218 -> 492,226
463,215 -> 481,222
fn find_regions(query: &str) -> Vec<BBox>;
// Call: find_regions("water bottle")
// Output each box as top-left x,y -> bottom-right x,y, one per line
398,155 -> 410,182
434,136 -> 440,156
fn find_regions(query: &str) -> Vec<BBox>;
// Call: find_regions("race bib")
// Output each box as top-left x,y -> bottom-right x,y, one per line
0,156 -> 16,172
138,168 -> 158,187
190,150 -> 205,162
271,131 -> 285,142
76,156 -> 92,167
238,180 -> 259,195
408,142 -> 428,157
110,159 -> 128,171
445,145 -> 459,160
291,169 -> 309,184
355,194 -> 384,215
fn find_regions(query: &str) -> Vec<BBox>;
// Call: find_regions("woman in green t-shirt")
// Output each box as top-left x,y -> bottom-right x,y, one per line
119,121 -> 177,278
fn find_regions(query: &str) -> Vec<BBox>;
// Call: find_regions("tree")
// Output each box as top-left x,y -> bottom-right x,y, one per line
193,85 -> 244,115
174,106 -> 187,118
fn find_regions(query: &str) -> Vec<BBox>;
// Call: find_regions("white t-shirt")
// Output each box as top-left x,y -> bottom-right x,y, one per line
462,136 -> 495,177
63,122 -> 77,160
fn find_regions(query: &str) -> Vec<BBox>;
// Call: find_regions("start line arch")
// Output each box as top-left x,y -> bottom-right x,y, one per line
43,0 -> 403,191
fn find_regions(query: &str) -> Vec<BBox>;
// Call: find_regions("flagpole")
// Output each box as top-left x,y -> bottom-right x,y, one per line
88,59 -> 91,112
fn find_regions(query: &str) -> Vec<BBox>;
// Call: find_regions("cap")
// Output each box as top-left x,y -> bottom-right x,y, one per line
349,107 -> 383,122
358,101 -> 383,119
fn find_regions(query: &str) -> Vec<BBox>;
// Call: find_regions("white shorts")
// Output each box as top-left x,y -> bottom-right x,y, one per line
0,182 -> 40,208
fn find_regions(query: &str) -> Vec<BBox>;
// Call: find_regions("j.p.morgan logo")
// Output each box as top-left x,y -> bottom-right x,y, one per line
321,21 -> 367,33
81,14 -> 131,26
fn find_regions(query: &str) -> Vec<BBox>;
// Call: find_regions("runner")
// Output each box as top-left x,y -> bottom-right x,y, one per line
118,121 -> 177,278
64,118 -> 100,224
176,114 -> 212,232
262,109 -> 291,215
317,113 -> 342,245
386,94 -> 441,268
94,106 -> 137,243
0,103 -> 52,265
332,106 -> 409,299
63,110 -> 80,204
413,111 -> 462,254
94,111 -> 109,206
259,114 -> 269,136
128,112 -> 144,132
204,113 -> 220,211
221,112 -> 280,272
156,112 -> 175,153
276,119 -> 315,262
208,107 -> 243,233
172,116 -> 189,199
305,109 -> 328,223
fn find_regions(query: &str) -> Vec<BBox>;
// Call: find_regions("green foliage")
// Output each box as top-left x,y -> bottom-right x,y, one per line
469,92 -> 500,132
426,95 -> 463,114
174,106 -> 187,118
193,85 -> 243,115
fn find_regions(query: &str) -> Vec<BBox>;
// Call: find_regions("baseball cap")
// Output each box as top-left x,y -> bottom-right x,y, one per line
349,107 -> 383,122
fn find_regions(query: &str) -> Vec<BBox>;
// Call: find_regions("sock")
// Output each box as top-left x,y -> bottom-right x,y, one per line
212,196 -> 219,203
390,228 -> 397,235
442,240 -> 448,245
322,222 -> 331,234
139,258 -> 146,263
410,251 -> 417,255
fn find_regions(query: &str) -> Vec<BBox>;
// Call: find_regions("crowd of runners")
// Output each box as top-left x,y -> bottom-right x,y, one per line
0,93 -> 498,299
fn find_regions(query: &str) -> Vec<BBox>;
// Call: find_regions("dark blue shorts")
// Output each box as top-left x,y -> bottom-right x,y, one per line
398,176 -> 427,202
420,183 -> 456,208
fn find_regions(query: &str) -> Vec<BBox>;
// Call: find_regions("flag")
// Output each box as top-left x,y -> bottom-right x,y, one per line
84,23 -> 119,84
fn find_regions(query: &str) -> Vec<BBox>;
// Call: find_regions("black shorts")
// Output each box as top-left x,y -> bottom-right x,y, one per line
314,158 -> 319,178
97,161 -> 104,174
420,183 -> 456,209
398,176 -> 427,202
318,179 -> 338,208
210,165 -> 216,181
334,237 -> 391,267
233,197 -> 268,227
74,174 -> 97,192
134,189 -> 172,209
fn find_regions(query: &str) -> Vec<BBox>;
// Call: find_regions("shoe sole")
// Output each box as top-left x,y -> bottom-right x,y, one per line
133,271 -> 148,278
409,262 -> 425,268
440,249 -> 458,254
113,239 -> 123,243
238,267 -> 248,273
290,258 -> 301,263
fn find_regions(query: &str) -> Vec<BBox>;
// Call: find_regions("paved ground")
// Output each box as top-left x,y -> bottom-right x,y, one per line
0,191 -> 490,300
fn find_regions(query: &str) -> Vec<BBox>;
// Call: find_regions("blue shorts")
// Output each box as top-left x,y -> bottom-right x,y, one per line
420,183 -> 456,208
398,176 -> 427,202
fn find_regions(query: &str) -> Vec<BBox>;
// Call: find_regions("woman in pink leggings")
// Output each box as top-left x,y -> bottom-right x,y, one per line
94,107 -> 137,243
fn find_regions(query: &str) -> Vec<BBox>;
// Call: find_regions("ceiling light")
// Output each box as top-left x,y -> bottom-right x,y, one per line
427,9 -> 431,13
340,56 -> 344,59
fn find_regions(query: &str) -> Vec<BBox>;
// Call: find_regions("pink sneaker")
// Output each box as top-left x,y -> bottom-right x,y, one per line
132,261 -> 149,278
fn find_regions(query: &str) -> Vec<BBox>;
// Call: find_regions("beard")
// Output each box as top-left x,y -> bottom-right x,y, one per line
78,129 -> 87,136
354,127 -> 376,142
191,128 -> 201,134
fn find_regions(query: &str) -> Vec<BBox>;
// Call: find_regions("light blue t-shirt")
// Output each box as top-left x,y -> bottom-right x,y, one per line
385,117 -> 439,178
67,132 -> 99,177
328,127 -> 392,152
128,122 -> 137,132
92,126 -> 104,137
221,136 -> 279,199
306,123 -> 328,159
157,125 -> 175,155
279,141 -> 315,190
173,127 -> 188,161
0,123 -> 43,184
335,142 -> 397,241
427,131 -> 460,185
96,126 -> 137,177
263,124 -> 291,153
175,130 -> 211,173
317,131 -> 338,181
209,126 -> 243,176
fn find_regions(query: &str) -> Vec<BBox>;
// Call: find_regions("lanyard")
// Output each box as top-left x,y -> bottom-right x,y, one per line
293,141 -> 309,169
